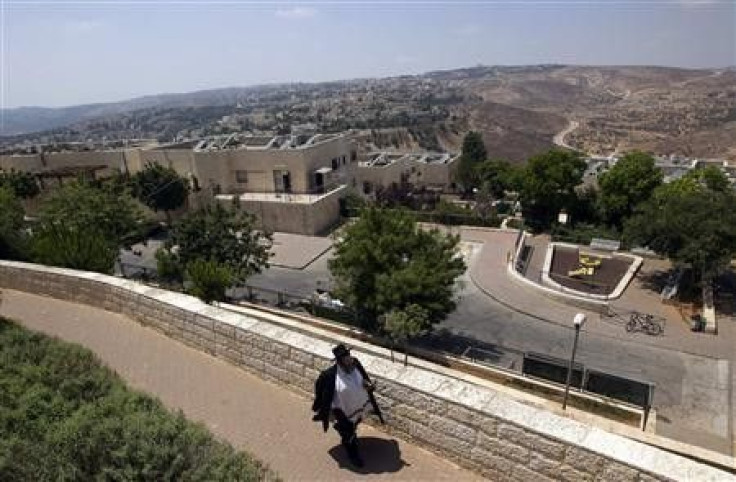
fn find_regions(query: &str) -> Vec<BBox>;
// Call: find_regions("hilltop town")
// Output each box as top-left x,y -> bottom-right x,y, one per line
3,64 -> 736,162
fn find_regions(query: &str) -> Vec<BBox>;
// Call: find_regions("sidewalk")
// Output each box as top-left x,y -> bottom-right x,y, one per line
0,290 -> 480,481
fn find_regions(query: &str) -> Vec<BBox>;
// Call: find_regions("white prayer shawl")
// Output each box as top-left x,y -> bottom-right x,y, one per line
332,366 -> 370,422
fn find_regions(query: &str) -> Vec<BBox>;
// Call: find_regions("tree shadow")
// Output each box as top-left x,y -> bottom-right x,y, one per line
405,328 -> 525,371
637,268 -> 672,294
715,270 -> 736,317
328,437 -> 409,474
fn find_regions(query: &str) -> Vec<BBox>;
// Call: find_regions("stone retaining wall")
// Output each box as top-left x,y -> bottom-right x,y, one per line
0,260 -> 731,482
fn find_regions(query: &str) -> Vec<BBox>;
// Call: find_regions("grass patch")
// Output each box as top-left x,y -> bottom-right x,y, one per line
0,318 -> 278,481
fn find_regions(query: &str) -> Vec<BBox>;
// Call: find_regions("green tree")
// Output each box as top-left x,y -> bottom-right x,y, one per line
475,160 -> 515,199
688,165 -> 731,192
0,169 -> 40,199
31,224 -> 118,273
186,259 -> 233,304
155,248 -> 184,285
456,131 -> 487,191
38,182 -> 147,247
624,179 -> 736,284
131,163 -> 190,222
162,203 -> 271,284
329,207 -> 465,332
518,149 -> 586,231
597,151 -> 662,228
0,187 -> 26,260
381,304 -> 430,366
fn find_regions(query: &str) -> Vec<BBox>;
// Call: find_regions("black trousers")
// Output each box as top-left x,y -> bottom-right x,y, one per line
333,414 -> 361,448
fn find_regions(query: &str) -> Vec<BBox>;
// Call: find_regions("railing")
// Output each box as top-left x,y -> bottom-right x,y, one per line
342,207 -> 503,228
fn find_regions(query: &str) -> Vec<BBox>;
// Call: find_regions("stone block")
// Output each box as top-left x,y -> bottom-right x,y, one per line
498,423 -> 533,446
214,320 -> 236,338
511,464 -> 555,482
470,447 -> 513,475
182,331 -> 205,350
477,416 -> 499,437
476,430 -> 498,453
292,375 -> 313,394
558,465 -> 595,482
270,341 -> 291,357
380,381 -> 446,414
235,328 -> 255,344
373,393 -> 396,409
289,349 -> 314,367
446,404 -> 480,425
312,356 -> 332,371
529,452 -> 562,478
428,415 -> 477,444
265,364 -> 292,384
192,314 -> 214,330
240,356 -> 265,373
248,334 -> 269,350
392,404 -> 427,423
564,447 -> 605,475
599,463 -> 639,482
283,359 -> 305,377
304,367 -> 320,383
524,433 -> 566,460
216,333 -> 243,352
496,439 -> 530,464
218,347 -> 242,365
242,345 -> 265,361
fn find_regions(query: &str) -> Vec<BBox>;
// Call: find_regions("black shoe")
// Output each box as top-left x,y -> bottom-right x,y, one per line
347,450 -> 364,468
346,441 -> 364,468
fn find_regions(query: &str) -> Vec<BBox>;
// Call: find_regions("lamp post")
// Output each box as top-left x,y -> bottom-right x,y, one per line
562,313 -> 586,410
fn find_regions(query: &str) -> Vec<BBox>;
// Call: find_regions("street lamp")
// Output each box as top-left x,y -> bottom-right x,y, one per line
562,313 -> 586,410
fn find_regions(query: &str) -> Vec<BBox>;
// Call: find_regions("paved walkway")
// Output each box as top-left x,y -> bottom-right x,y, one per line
0,290 -> 481,481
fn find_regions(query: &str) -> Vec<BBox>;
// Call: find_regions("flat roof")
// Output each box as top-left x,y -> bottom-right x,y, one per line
359,151 -> 457,167
193,132 -> 348,153
216,185 -> 346,205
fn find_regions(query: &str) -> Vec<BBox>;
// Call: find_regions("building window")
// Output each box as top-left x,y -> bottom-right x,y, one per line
235,170 -> 248,184
341,155 -> 347,165
363,181 -> 372,195
332,158 -> 339,170
351,151 -> 357,162
273,170 -> 292,193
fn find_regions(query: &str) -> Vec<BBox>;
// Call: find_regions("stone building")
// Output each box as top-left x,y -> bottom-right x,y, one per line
354,151 -> 460,197
1,132 -> 358,235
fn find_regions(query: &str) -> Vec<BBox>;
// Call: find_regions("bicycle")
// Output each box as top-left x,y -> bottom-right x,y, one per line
625,312 -> 663,336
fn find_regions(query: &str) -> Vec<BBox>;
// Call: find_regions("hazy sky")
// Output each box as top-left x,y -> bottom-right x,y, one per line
2,0 -> 735,108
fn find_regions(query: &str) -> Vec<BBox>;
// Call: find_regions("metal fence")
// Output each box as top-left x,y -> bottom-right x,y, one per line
342,207 -> 503,228
522,351 -> 654,415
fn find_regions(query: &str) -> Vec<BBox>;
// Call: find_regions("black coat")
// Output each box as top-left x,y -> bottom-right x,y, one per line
311,359 -> 378,432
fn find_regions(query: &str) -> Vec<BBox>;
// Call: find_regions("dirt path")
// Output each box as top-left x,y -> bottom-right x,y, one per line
552,119 -> 579,150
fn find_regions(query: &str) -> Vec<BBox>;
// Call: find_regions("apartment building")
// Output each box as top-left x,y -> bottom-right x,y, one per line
1,132 -> 357,235
354,151 -> 460,196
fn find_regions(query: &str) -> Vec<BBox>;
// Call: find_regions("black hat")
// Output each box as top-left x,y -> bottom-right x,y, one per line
332,343 -> 351,359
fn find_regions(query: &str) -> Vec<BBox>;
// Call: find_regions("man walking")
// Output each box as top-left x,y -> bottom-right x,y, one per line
312,344 -> 384,468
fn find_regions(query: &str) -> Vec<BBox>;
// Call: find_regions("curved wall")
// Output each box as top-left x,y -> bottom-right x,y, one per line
0,260 -> 731,481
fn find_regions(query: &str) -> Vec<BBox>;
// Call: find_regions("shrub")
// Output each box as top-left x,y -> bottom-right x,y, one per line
186,259 -> 233,304
0,318 -> 275,480
31,224 -> 118,273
